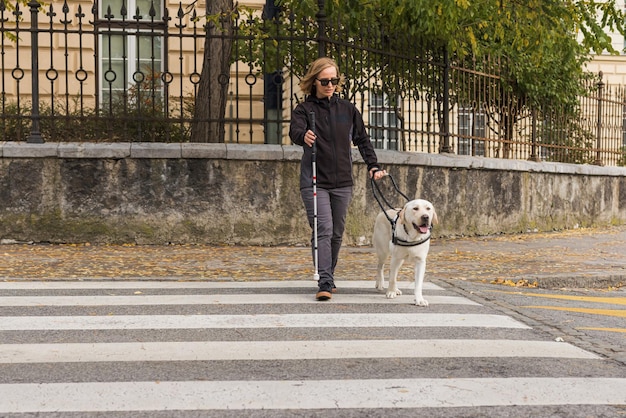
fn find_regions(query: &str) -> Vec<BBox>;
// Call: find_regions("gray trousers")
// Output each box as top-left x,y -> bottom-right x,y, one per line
301,186 -> 353,288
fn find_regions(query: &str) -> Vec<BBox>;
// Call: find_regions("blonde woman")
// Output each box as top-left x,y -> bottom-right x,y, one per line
289,57 -> 387,301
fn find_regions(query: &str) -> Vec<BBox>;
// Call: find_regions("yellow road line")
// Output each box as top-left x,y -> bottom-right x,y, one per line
577,327 -> 626,334
493,290 -> 626,305
523,305 -> 626,318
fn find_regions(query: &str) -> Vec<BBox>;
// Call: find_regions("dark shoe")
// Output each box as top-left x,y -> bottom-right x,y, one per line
315,290 -> 333,301
316,281 -> 333,301
316,290 -> 332,301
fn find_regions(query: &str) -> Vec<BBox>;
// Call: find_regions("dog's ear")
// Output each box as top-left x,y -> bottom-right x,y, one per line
397,207 -> 406,224
432,209 -> 439,225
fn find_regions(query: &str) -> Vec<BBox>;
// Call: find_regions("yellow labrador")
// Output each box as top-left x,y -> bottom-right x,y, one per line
373,199 -> 438,306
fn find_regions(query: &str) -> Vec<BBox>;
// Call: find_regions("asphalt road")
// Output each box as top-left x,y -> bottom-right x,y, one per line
1,225 -> 625,416
0,278 -> 625,417
444,278 -> 626,365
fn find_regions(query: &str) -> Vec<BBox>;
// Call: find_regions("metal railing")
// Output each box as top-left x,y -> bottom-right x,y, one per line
1,0 -> 625,166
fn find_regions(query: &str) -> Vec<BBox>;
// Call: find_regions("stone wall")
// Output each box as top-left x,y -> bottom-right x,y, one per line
1,142 -> 625,245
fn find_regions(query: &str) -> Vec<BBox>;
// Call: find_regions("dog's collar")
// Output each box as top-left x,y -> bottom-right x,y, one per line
391,214 -> 432,247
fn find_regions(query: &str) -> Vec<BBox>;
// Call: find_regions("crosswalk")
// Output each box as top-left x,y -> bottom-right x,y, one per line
0,279 -> 625,416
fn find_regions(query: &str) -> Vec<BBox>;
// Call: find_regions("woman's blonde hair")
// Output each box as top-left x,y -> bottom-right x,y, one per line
299,57 -> 345,96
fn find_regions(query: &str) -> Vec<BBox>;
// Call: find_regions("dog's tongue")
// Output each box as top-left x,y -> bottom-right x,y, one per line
418,225 -> 430,234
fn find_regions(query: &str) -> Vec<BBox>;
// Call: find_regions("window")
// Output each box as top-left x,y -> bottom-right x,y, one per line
369,93 -> 400,150
457,107 -> 486,156
97,1 -> 164,108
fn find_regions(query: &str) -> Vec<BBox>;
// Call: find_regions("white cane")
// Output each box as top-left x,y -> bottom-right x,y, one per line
309,111 -> 319,282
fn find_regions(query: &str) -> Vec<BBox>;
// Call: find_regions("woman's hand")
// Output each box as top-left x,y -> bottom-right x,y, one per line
369,168 -> 387,180
304,130 -> 316,147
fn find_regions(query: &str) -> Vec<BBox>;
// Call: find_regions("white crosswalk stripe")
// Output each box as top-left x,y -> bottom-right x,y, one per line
0,280 -> 440,290
0,293 -> 479,306
0,339 -> 599,363
0,312 -> 530,330
0,279 -> 624,416
2,378 -> 625,412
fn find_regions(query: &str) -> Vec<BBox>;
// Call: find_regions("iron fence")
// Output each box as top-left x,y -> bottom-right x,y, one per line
1,0 -> 625,166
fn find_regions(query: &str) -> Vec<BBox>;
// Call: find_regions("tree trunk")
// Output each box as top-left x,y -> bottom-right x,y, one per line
191,0 -> 234,143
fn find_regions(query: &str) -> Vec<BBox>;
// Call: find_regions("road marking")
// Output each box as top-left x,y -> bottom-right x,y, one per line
577,327 -> 626,334
0,339 -> 600,363
0,294 -> 479,306
523,305 -> 626,318
0,313 -> 529,330
494,291 -> 626,305
0,280 -> 443,291
0,280 -> 616,414
0,378 -> 623,412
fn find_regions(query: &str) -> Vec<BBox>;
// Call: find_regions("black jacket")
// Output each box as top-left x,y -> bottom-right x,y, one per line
289,94 -> 380,190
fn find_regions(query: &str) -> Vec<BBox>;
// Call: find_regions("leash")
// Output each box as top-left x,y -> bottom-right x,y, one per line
370,172 -> 432,247
370,171 -> 409,224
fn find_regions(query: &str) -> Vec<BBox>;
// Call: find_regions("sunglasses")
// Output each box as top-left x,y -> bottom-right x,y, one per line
316,77 -> 340,86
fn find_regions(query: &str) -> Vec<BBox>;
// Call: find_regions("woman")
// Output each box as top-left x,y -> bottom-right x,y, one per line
289,57 -> 387,301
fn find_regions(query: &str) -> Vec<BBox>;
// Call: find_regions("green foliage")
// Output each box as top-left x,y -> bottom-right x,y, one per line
234,0 -> 438,106
1,0 -> 36,41
102,69 -> 192,142
538,109 -> 597,165
0,102 -> 30,140
0,74 -> 194,143
233,4 -> 316,82
1,0 -> 30,10
239,0 -> 624,109
352,1 -> 623,107
229,0 -> 624,164
617,147 -> 626,166
0,0 -> 31,18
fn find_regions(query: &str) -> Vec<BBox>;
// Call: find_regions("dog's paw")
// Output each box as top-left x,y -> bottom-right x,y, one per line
386,288 -> 402,299
375,281 -> 385,292
415,298 -> 429,307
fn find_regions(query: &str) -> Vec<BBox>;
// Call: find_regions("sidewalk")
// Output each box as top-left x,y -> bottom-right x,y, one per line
1,225 -> 625,289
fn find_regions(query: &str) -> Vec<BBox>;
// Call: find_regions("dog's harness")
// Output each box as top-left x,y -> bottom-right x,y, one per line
392,214 -> 433,246
371,172 -> 433,247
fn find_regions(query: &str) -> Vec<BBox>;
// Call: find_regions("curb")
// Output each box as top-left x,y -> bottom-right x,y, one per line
454,273 -> 626,289
531,273 -> 626,289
